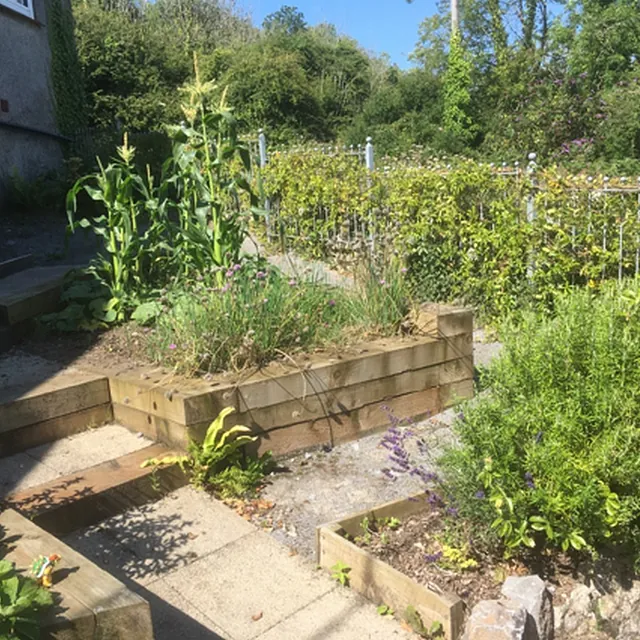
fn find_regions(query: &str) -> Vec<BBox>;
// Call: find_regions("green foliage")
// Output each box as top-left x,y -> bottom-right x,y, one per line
41,274 -> 115,331
142,407 -> 272,497
65,63 -> 258,324
330,562 -> 351,586
147,261 -> 409,375
264,150 -> 640,321
404,606 -> 444,639
263,5 -> 307,35
48,0 -> 87,140
439,282 -> 640,563
0,559 -> 53,640
442,29 -> 474,146
376,604 -> 394,616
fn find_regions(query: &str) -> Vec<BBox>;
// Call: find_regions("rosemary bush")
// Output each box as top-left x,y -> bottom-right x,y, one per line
438,282 -> 640,563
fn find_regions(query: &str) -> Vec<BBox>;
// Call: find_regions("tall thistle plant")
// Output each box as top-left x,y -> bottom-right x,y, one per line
66,55 -> 260,325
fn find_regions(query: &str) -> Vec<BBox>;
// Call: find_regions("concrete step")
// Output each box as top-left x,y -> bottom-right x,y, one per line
0,352 -> 112,455
3,429 -> 187,536
0,264 -> 71,326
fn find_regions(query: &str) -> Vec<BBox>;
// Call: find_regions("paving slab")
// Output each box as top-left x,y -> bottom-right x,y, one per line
27,423 -> 151,474
61,473 -> 421,640
163,529 -> 335,640
143,578 -> 229,640
257,587 -> 412,640
65,486 -> 255,586
0,424 -> 152,497
0,351 -> 62,393
0,451 -> 60,495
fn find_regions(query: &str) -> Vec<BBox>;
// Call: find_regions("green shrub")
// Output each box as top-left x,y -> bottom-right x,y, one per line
262,151 -> 640,321
440,282 -> 640,564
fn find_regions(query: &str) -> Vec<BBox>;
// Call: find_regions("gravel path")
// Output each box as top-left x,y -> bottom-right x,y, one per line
258,335 -> 502,558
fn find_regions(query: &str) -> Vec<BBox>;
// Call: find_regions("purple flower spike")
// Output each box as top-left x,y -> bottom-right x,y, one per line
424,551 -> 442,563
475,490 -> 485,499
524,472 -> 535,489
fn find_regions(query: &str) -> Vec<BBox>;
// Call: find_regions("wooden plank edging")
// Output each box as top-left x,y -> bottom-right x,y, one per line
316,495 -> 465,640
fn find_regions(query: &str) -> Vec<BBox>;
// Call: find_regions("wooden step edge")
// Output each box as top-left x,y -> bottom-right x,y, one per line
0,254 -> 34,280
3,443 -> 188,536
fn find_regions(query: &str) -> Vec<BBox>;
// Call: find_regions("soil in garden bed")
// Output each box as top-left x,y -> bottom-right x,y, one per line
352,506 -> 631,618
16,324 -> 153,373
17,322 -> 436,379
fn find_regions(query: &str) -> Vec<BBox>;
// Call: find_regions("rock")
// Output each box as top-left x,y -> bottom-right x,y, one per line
598,578 -> 640,640
501,574 -> 554,640
554,584 -> 599,637
464,599 -> 534,640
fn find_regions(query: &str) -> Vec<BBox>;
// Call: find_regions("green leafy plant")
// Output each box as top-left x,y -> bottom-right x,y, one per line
376,604 -> 394,616
330,562 -> 351,587
65,55 -> 260,326
0,559 -> 53,640
439,281 -> 640,563
142,407 -> 271,497
404,606 -> 444,639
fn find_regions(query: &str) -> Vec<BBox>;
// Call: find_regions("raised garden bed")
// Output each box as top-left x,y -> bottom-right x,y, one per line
316,494 -> 465,640
108,305 -> 474,457
0,508 -> 153,639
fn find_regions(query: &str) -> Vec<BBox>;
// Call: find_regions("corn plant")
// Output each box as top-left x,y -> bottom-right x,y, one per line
166,56 -> 259,284
65,54 -> 260,324
66,136 -> 166,322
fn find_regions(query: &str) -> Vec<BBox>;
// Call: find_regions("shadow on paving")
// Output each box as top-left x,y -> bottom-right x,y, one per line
64,500 -> 229,638
135,582 -> 227,640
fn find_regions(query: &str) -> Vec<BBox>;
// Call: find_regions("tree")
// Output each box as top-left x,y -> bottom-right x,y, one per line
263,5 -> 307,35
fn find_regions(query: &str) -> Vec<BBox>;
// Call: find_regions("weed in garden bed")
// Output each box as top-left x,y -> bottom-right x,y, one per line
142,406 -> 272,500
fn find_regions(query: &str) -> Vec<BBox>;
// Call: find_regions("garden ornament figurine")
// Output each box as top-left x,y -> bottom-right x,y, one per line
31,554 -> 62,588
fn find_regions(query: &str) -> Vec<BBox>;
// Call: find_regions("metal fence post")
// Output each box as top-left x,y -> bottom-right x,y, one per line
526,152 -> 537,281
365,136 -> 374,171
258,129 -> 272,240
258,129 -> 267,168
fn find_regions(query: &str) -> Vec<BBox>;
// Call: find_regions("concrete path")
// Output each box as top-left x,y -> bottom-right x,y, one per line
64,486 -> 413,640
241,236 -> 353,288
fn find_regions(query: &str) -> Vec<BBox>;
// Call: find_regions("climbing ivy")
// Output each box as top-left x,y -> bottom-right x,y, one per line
442,29 -> 474,145
47,0 -> 87,142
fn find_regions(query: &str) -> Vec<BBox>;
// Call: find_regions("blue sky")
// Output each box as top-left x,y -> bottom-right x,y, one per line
241,0 -> 438,68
